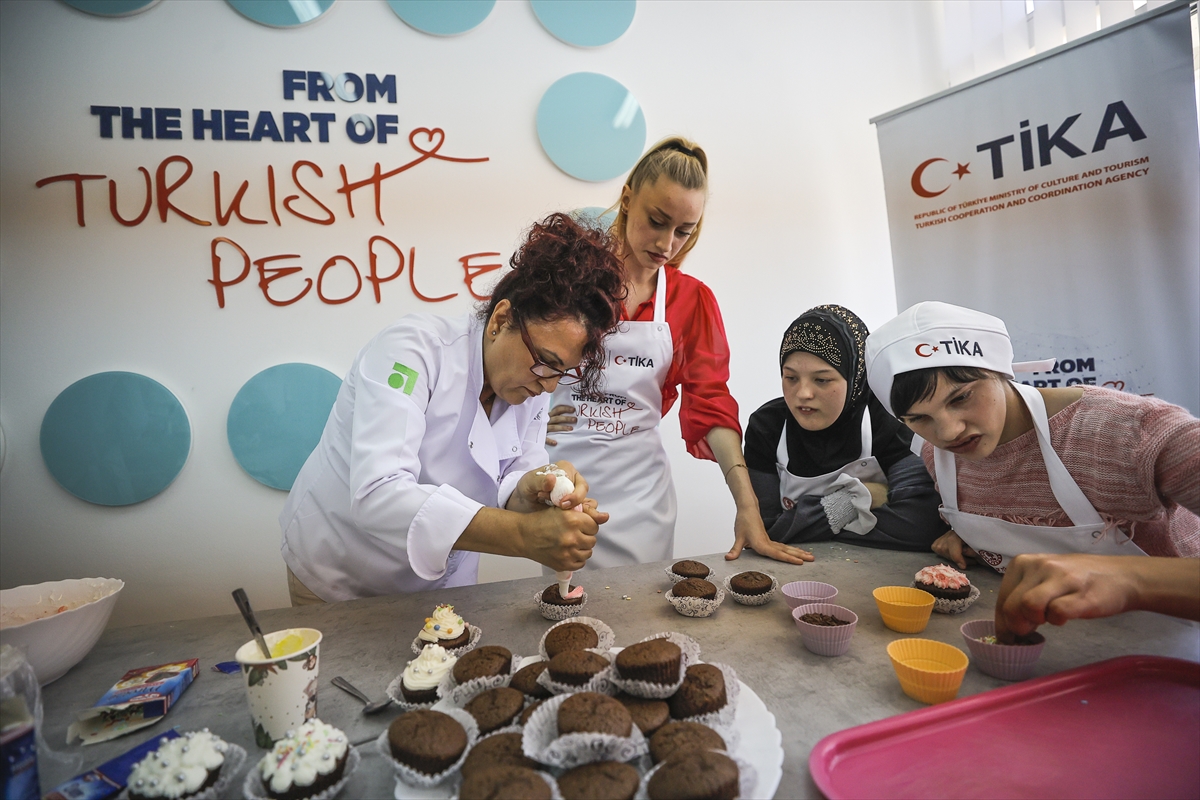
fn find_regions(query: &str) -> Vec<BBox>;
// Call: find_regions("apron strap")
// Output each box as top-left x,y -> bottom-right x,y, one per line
1010,382 -> 1105,527
909,433 -> 926,457
652,267 -> 668,325
933,445 -> 959,512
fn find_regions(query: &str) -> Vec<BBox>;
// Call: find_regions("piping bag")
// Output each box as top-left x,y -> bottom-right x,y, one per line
541,466 -> 586,600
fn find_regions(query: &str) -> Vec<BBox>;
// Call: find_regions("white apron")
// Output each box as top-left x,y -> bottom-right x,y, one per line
777,408 -> 887,535
934,381 -> 1147,572
548,269 -> 676,568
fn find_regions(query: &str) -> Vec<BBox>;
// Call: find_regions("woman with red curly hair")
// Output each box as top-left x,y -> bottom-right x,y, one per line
279,213 -> 625,603
546,138 -> 814,569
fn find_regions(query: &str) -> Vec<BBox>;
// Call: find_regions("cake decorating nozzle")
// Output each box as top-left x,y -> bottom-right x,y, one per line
556,570 -> 572,596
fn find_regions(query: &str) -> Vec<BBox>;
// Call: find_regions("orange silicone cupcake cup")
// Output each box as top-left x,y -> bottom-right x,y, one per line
873,586 -> 935,633
886,638 -> 969,704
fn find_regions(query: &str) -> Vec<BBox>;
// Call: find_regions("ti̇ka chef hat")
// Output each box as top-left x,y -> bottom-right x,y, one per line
865,301 -> 1056,416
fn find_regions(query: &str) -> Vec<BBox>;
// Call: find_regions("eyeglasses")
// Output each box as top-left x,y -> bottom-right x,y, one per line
516,318 -> 583,385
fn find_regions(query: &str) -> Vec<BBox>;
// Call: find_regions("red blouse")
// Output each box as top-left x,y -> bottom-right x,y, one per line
625,266 -> 741,461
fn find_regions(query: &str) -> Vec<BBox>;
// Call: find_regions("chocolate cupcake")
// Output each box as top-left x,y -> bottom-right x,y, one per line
557,692 -> 633,737
671,560 -> 711,580
558,761 -> 640,800
541,584 -> 585,606
673,578 -> 718,600
452,645 -> 512,684
547,649 -> 610,687
915,564 -> 972,601
649,720 -> 727,765
669,664 -> 727,719
387,709 -> 468,776
615,692 -> 670,736
615,638 -> 682,685
415,604 -> 471,650
463,686 -> 525,735
459,766 -> 551,800
128,730 -> 238,800
544,622 -> 600,658
256,720 -> 349,800
647,750 -> 739,800
510,660 -> 553,699
519,699 -> 545,726
729,571 -> 772,596
460,733 -> 541,779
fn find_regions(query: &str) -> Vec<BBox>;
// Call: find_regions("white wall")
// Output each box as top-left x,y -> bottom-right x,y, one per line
0,0 -> 945,627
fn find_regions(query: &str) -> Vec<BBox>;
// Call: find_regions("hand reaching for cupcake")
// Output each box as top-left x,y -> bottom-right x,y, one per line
931,530 -> 978,570
994,553 -> 1200,644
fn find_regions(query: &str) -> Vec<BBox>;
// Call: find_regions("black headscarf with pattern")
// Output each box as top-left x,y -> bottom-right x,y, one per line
778,305 -> 910,476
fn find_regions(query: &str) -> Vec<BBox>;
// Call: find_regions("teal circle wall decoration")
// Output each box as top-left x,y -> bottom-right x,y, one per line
226,0 -> 335,28
531,0 -> 635,47
60,0 -> 161,16
386,0 -> 495,36
227,363 -> 341,491
40,372 -> 191,506
537,73 -> 646,182
574,206 -> 617,230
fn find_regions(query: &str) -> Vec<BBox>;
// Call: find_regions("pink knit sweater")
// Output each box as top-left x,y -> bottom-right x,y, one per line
922,387 -> 1200,557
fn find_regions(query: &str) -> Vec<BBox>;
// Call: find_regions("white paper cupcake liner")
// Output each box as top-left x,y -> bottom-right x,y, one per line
609,632 -> 702,699
534,589 -> 589,621
412,623 -> 483,657
960,619 -> 1046,681
243,743 -> 359,800
722,573 -> 779,606
385,673 -> 440,711
674,663 -> 740,730
451,769 -> 563,800
663,565 -> 713,585
635,750 -> 757,800
375,708 -> 479,788
538,617 -> 616,660
912,582 -> 982,614
665,585 -> 725,618
536,650 -> 618,696
122,742 -> 246,800
792,603 -> 859,657
520,693 -> 649,770
437,653 -> 522,708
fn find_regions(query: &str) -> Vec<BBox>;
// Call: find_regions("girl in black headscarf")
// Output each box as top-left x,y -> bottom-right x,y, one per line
744,305 -> 947,550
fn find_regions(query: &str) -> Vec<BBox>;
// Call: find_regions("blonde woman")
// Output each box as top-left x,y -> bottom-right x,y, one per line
547,137 -> 813,568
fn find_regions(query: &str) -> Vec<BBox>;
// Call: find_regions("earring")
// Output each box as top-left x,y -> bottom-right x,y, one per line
491,330 -> 497,336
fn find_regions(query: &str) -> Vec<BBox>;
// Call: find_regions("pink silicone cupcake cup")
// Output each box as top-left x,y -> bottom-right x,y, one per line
782,581 -> 838,610
792,603 -> 858,657
960,619 -> 1046,681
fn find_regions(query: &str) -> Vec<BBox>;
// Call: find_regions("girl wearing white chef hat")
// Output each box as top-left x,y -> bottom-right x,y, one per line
865,301 -> 1200,573
280,213 -> 624,603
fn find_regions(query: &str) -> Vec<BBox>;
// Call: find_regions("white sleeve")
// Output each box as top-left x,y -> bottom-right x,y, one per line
347,325 -> 483,581
497,398 -> 552,510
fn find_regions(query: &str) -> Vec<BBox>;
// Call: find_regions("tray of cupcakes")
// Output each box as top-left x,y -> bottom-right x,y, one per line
384,610 -> 784,800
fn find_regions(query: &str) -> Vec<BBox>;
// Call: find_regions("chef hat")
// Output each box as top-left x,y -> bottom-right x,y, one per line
865,301 -> 1055,415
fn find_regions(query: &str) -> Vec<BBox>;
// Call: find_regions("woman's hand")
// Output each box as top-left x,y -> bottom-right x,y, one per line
931,530 -> 977,569
862,481 -> 889,509
507,461 -> 590,513
517,504 -> 606,572
545,404 -> 577,447
726,506 -> 815,566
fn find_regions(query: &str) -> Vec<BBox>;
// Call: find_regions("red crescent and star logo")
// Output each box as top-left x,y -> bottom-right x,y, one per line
915,343 -> 938,357
911,158 -> 971,198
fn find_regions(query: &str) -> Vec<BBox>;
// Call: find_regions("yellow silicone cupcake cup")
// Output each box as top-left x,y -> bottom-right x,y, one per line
873,586 -> 935,633
887,638 -> 969,704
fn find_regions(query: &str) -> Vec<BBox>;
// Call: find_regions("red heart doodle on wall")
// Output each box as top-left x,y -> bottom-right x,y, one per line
1103,380 -> 1125,391
410,128 -> 446,155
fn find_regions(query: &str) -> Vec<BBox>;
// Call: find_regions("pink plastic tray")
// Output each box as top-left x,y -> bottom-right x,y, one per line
810,655 -> 1200,799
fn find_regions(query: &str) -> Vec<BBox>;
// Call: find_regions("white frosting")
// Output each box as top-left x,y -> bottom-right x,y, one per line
260,719 -> 348,794
418,604 -> 466,643
128,730 -> 228,799
403,644 -> 457,691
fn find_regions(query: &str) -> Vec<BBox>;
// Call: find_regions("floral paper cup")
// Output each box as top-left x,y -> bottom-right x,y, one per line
886,638 -> 969,704
234,628 -> 321,748
873,586 -> 935,633
792,604 -> 858,657
781,581 -> 837,610
960,619 -> 1046,681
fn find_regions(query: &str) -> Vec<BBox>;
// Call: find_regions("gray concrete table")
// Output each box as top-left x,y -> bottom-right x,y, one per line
38,543 -> 1200,798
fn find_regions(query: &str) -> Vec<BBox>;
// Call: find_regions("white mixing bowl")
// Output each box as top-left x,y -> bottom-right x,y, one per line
0,577 -> 124,685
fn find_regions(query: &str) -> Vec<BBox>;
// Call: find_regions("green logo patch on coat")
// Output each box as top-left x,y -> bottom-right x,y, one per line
388,362 -> 418,394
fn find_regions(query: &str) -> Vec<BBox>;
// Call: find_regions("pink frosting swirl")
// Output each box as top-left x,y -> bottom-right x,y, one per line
915,564 -> 970,590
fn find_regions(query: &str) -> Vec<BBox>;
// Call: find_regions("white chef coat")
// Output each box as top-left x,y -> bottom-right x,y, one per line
280,313 -> 551,601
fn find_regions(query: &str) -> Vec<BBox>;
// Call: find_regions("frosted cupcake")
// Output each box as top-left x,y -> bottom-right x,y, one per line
415,604 -> 471,650
390,644 -> 457,707
127,730 -> 244,800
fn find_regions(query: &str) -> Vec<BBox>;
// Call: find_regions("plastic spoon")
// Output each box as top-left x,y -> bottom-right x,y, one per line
231,588 -> 271,658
